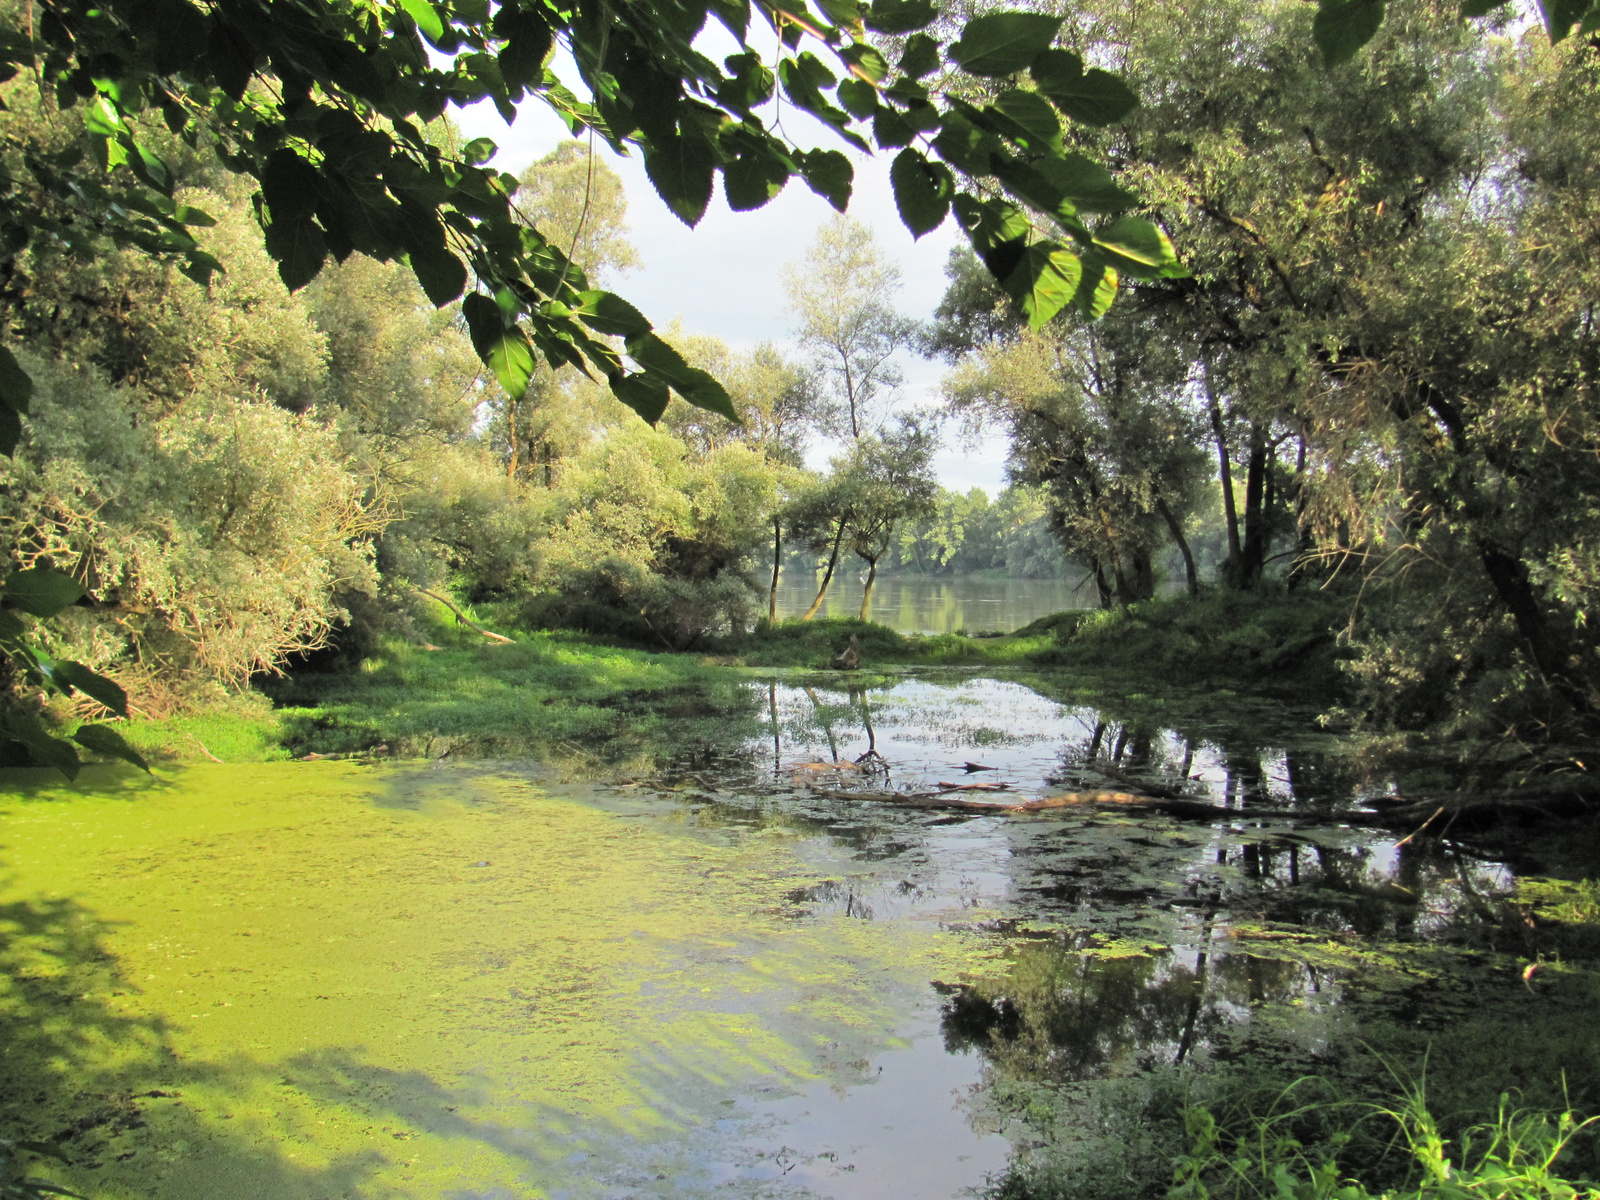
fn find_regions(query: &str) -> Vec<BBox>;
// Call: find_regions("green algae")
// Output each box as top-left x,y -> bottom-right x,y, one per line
0,761 -> 981,1199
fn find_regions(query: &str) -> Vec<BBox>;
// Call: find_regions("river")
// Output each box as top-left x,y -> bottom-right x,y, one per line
772,573 -> 1092,633
0,669 -> 1589,1199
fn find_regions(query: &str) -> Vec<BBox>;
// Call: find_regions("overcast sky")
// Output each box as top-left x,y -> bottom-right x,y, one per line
452,96 -> 1013,494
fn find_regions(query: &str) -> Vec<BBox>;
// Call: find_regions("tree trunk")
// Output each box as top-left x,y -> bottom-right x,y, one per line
1210,401 -> 1242,584
1156,496 -> 1200,596
1287,436 -> 1316,591
1131,544 -> 1155,602
1478,540 -> 1595,720
1091,558 -> 1115,609
769,515 -> 782,625
1096,505 -> 1135,605
506,406 -> 519,479
802,521 -> 846,620
1239,421 -> 1269,589
859,555 -> 879,621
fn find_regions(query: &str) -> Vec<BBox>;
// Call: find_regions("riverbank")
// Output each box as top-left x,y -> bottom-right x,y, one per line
102,590 -> 1351,766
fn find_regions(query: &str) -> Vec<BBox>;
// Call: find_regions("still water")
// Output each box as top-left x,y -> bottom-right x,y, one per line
0,671 -> 1575,1199
772,574 -> 1092,634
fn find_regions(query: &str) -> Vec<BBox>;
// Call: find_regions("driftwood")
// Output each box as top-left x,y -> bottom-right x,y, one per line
802,785 -> 1251,820
416,588 -> 515,644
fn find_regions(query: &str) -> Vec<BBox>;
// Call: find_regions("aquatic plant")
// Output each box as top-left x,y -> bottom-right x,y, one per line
1170,1079 -> 1600,1200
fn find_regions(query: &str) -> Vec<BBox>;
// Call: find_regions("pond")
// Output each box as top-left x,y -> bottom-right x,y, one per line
771,574 -> 1092,634
1,670 -> 1593,1199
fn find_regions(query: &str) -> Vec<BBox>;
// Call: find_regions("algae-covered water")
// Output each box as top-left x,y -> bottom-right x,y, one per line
1,671 -> 1589,1199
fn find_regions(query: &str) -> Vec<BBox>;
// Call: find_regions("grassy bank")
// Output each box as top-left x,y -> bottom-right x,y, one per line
1019,588 -> 1349,694
105,589 -> 1348,766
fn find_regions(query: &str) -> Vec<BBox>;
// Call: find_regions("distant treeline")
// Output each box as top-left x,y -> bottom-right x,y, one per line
783,484 -> 1074,579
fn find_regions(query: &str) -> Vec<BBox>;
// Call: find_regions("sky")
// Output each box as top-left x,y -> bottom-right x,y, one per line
451,93 -> 1014,494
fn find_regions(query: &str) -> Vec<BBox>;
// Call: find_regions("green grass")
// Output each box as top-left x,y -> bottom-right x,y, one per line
1026,589 -> 1349,694
103,589 -> 1348,767
712,615 -> 1055,668
260,629 -> 761,765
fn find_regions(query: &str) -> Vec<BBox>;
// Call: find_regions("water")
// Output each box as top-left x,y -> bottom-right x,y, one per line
0,671 -> 1584,1200
772,574 -> 1091,634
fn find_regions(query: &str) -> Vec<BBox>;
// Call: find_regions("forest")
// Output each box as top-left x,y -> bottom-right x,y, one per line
4,0 -> 1600,1195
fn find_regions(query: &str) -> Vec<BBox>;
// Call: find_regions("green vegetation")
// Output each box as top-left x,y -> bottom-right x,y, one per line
1026,590 -> 1349,694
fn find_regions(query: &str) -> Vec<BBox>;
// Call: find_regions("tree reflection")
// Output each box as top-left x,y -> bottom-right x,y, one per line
938,933 -> 1313,1085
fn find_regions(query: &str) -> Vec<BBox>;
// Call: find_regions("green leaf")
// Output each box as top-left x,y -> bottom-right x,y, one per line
1091,215 -> 1179,276
898,33 -> 941,78
643,132 -> 717,227
933,110 -> 1002,174
1460,0 -> 1509,15
612,373 -> 671,423
409,241 -> 468,306
866,0 -> 936,33
264,215 -> 328,292
0,343 -> 33,416
1000,242 -> 1082,329
462,292 -> 506,360
1313,0 -> 1386,65
626,335 -> 739,421
490,327 -> 536,397
2,567 -> 84,618
840,42 -> 890,83
722,141 -> 790,211
890,148 -> 953,239
1075,255 -> 1118,319
1,711 -> 80,779
798,149 -> 853,211
575,290 -> 653,337
495,5 -> 554,86
678,368 -> 740,421
72,724 -> 151,772
83,94 -> 127,137
837,78 -> 879,118
462,136 -> 498,165
816,0 -> 863,26
994,90 -> 1061,152
950,12 -> 1063,78
53,661 -> 129,718
1033,153 -> 1138,212
398,0 -> 445,42
1536,0 -> 1595,37
1031,49 -> 1138,125
873,108 -> 915,148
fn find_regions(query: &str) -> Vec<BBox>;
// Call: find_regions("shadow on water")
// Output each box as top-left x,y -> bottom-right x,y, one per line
0,891 -> 396,1197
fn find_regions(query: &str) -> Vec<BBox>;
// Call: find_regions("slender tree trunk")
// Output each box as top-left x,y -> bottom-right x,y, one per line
1478,540 -> 1596,719
1211,402 -> 1242,584
1156,497 -> 1200,597
842,357 -> 860,439
1096,505 -> 1134,605
1287,436 -> 1316,591
506,406 -> 519,479
1091,558 -> 1114,609
859,554 -> 879,621
802,521 -> 846,620
769,515 -> 782,625
1239,422 -> 1269,588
